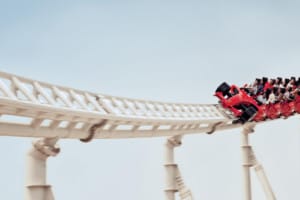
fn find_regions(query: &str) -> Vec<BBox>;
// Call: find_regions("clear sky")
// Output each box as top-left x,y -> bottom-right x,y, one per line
0,0 -> 300,199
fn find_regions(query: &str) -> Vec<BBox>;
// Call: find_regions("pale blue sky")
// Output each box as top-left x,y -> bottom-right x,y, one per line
0,1 -> 300,199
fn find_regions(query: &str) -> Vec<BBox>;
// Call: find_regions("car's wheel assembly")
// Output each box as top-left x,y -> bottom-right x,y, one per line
216,82 -> 231,96
239,106 -> 258,123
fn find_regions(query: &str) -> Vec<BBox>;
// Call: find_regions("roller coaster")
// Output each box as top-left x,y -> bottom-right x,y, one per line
0,71 -> 297,200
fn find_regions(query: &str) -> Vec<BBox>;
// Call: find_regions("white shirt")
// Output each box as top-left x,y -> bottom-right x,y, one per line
257,94 -> 267,104
267,93 -> 276,104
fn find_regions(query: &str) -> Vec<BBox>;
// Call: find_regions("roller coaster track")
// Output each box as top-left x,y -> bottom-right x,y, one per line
0,71 -> 289,200
0,71 -> 241,140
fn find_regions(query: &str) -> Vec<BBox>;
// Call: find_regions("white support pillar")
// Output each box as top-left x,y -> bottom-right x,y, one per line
241,124 -> 255,200
25,137 -> 60,200
164,136 -> 194,200
241,123 -> 276,200
253,164 -> 276,200
164,136 -> 181,200
175,168 -> 194,200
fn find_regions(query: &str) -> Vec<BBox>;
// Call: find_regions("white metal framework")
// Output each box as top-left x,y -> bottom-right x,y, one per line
0,71 -> 289,200
0,71 -> 240,140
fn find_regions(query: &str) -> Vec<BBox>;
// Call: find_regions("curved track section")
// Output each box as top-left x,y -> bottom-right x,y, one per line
0,71 -> 240,140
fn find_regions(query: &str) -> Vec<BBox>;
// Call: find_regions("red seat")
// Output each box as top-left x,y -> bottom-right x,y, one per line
280,101 -> 295,117
294,95 -> 300,114
266,103 -> 281,119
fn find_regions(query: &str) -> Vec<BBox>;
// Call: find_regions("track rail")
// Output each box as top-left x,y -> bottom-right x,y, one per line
0,71 -> 239,140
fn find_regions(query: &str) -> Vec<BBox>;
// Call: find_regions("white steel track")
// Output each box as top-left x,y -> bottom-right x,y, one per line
0,71 -> 292,200
0,71 -> 240,140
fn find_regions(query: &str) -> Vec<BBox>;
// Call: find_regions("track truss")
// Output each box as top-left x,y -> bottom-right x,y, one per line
0,71 -> 239,140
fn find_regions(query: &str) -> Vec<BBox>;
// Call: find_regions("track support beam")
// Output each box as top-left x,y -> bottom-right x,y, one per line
241,124 -> 254,200
241,124 -> 276,200
164,136 -> 193,200
25,137 -> 60,200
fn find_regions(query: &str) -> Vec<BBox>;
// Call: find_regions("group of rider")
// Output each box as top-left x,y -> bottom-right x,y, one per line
243,77 -> 300,105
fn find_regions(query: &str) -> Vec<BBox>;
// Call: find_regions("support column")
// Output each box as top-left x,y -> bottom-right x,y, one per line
241,124 -> 255,200
164,136 -> 193,200
253,164 -> 276,200
175,168 -> 194,200
240,123 -> 276,200
164,136 -> 181,200
25,137 -> 60,200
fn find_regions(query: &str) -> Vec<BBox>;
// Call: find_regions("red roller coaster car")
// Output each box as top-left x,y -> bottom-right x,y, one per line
215,82 -> 300,124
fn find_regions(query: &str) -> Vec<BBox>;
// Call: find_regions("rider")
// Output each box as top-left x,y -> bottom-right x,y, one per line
266,88 -> 276,104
